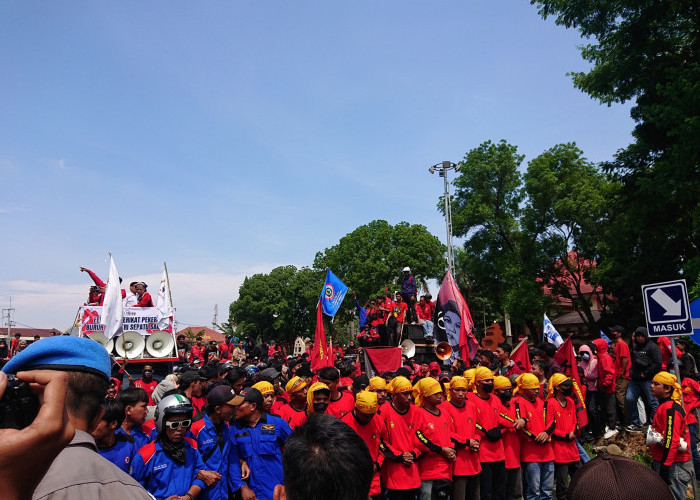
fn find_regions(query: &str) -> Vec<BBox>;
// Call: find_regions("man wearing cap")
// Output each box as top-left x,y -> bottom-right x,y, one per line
494,376 -> 523,500
401,266 -> 418,324
380,376 -> 423,500
276,376 -> 309,429
442,376 -> 481,500
513,373 -> 555,500
369,376 -> 389,413
609,325 -> 631,428
179,371 -> 207,420
2,335 -> 152,499
318,366 -> 355,419
413,377 -> 456,500
230,387 -> 292,500
252,381 -> 276,413
626,326 -> 662,433
649,371 -> 695,500
306,382 -> 332,415
546,374 -> 581,500
342,390 -> 389,499
188,385 -> 245,500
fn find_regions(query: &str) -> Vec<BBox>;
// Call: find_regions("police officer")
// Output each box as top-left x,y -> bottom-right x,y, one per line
229,388 -> 292,500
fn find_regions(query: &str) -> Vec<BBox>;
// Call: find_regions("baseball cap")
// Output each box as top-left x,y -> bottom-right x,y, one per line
239,387 -> 265,409
207,385 -> 244,407
260,367 -> 281,379
178,371 -> 205,386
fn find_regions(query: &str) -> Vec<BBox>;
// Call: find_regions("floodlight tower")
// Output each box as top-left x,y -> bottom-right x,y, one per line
429,161 -> 460,277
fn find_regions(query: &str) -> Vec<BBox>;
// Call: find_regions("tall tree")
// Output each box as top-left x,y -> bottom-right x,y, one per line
530,0 -> 700,323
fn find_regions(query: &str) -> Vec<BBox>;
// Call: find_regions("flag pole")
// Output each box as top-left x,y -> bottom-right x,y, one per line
163,262 -> 174,310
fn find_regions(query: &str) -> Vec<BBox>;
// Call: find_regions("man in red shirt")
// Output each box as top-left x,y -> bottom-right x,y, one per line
494,376 -> 522,500
218,336 -> 232,361
593,338 -> 618,439
132,282 -> 153,307
513,373 -> 554,500
442,376 -> 480,500
318,367 -> 355,419
416,295 -> 435,342
342,391 -> 388,499
649,371 -> 695,500
546,374 -> 581,500
381,376 -> 423,500
132,364 -> 158,405
609,325 -> 630,427
189,336 -> 206,364
413,377 -> 456,499
276,376 -> 309,429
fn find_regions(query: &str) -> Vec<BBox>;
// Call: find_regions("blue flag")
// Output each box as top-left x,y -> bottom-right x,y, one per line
600,330 -> 612,345
543,313 -> 563,347
321,269 -> 348,317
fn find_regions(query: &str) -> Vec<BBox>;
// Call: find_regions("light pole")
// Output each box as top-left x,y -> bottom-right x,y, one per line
429,161 -> 459,277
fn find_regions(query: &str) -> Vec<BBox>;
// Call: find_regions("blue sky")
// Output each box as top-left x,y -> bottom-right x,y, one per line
0,2 -> 634,330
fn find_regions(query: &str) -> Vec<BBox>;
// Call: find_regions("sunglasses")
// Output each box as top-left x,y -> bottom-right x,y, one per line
164,419 -> 191,429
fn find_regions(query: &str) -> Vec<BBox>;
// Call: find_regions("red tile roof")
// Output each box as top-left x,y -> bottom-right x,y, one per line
176,326 -> 226,343
0,327 -> 63,339
540,250 -> 603,303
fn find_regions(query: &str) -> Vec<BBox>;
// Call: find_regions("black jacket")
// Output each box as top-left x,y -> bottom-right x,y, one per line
630,338 -> 662,381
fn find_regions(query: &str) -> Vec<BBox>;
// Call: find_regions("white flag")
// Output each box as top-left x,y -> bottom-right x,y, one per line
543,313 -> 563,347
102,255 -> 123,340
156,267 -> 173,331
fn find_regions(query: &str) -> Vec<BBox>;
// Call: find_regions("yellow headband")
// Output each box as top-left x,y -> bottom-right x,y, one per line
463,369 -> 476,391
474,366 -> 494,384
514,373 -> 540,394
306,382 -> 331,411
369,376 -> 387,391
450,376 -> 469,390
388,376 -> 412,394
412,378 -> 442,407
493,375 -> 512,390
547,373 -> 569,399
653,371 -> 683,406
285,376 -> 307,394
355,390 -> 378,414
252,381 -> 274,396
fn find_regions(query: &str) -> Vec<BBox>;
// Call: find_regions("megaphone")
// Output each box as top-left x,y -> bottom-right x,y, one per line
435,342 -> 453,361
88,332 -> 114,354
646,427 -> 688,452
293,337 -> 305,357
146,331 -> 175,358
401,339 -> 416,358
115,331 -> 146,358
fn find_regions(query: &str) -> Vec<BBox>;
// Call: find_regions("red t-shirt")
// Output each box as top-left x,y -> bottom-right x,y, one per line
393,302 -> 409,323
416,302 -> 431,321
379,403 -> 423,490
614,341 -> 631,379
342,411 -> 387,496
218,343 -> 231,361
545,397 -> 580,464
513,395 -> 554,463
415,407 -> 453,481
189,344 -> 205,363
381,299 -> 395,322
276,403 -> 308,429
441,400 -> 480,476
327,391 -> 355,419
133,379 -> 158,405
470,393 -> 508,463
500,402 -> 521,469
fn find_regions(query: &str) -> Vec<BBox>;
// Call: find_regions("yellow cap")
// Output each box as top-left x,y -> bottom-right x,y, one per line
285,376 -> 307,394
252,381 -> 274,396
547,373 -> 569,399
474,366 -> 494,383
306,382 -> 331,411
387,376 -> 412,394
412,377 -> 442,407
355,390 -> 379,414
653,371 -> 683,405
493,376 -> 512,390
369,376 -> 387,391
514,373 -> 540,394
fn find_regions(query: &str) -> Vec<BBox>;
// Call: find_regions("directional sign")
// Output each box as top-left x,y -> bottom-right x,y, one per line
691,297 -> 700,340
642,279 -> 692,337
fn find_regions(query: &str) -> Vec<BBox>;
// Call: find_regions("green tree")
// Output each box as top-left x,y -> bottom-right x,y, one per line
530,0 -> 700,324
229,266 -> 324,342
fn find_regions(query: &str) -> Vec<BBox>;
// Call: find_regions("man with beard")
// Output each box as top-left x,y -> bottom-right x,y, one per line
131,394 -> 220,499
133,364 -> 158,405
230,388 -> 292,500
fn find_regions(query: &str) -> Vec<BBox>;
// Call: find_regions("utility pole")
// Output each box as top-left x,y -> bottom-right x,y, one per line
3,297 -> 15,342
429,161 -> 460,277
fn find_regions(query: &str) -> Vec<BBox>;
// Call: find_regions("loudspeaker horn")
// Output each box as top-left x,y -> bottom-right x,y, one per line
115,331 -> 146,358
293,336 -> 306,357
435,342 -> 453,361
88,332 -> 114,354
401,339 -> 416,358
146,331 -> 175,358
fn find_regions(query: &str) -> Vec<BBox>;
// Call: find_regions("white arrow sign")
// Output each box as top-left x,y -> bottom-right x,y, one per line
651,288 -> 682,316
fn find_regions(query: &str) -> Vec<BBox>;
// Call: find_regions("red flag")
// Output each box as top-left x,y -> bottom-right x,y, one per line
434,271 -> 477,364
364,347 -> 402,375
554,335 -> 588,428
510,339 -> 532,374
311,303 -> 332,371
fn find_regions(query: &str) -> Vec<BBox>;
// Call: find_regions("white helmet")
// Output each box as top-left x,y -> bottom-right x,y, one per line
402,267 -> 411,273
154,394 -> 193,433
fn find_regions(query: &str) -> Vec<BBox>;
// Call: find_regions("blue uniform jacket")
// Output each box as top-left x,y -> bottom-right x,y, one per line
229,413 -> 292,500
98,432 -> 137,473
191,414 -> 242,500
131,437 -> 206,500
118,425 -> 151,450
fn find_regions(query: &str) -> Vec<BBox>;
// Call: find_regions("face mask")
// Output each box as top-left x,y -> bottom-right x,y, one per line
313,402 -> 329,413
581,353 -> 590,361
499,391 -> 513,403
481,383 -> 494,393
560,386 -> 573,397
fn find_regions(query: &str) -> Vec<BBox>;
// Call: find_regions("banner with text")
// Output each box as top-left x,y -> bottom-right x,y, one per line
80,307 -> 172,336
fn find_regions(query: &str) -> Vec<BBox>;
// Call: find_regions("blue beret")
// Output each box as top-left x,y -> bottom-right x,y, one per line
2,336 -> 111,380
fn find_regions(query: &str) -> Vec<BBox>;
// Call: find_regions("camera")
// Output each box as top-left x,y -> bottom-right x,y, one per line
0,375 -> 40,429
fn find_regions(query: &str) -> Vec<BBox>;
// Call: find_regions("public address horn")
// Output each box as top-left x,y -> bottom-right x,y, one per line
146,331 -> 175,358
435,342 -> 452,361
88,332 -> 114,354
114,331 -> 146,358
401,339 -> 416,359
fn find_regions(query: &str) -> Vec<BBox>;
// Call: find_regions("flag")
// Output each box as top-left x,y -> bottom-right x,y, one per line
320,269 -> 348,317
363,347 -> 402,377
554,334 -> 588,428
156,267 -> 173,331
600,330 -> 612,345
101,255 -> 123,340
543,313 -> 563,347
433,271 -> 478,364
311,303 -> 333,371
510,338 -> 532,374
